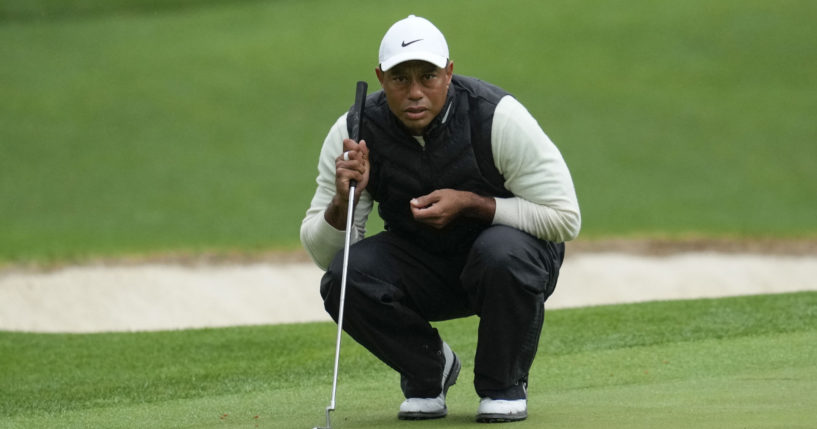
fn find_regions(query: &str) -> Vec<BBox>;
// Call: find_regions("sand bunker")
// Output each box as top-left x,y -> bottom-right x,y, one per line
1,249 -> 815,333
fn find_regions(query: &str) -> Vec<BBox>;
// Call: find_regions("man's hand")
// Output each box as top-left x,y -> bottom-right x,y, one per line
324,139 -> 370,230
410,189 -> 496,229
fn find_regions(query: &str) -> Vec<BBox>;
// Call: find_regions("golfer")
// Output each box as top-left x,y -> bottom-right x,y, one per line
301,15 -> 580,423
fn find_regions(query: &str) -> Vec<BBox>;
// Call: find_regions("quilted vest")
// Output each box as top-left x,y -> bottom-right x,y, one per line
347,75 -> 513,254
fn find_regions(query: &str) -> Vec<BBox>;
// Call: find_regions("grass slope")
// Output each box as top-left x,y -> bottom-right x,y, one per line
1,0 -> 816,263
2,292 -> 815,428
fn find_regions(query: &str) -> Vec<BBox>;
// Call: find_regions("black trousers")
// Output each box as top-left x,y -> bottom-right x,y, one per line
320,225 -> 564,399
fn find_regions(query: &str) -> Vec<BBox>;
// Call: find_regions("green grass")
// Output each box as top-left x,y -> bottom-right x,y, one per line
2,292 -> 816,428
0,0 -> 266,21
1,0 -> 816,264
2,6 -> 814,429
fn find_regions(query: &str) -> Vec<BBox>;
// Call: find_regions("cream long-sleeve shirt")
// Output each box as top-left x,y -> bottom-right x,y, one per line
300,95 -> 581,270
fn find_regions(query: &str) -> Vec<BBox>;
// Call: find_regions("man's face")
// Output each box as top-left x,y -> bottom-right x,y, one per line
376,60 -> 454,136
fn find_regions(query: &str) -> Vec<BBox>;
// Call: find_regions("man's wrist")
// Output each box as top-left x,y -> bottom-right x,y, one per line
323,195 -> 348,230
464,192 -> 496,223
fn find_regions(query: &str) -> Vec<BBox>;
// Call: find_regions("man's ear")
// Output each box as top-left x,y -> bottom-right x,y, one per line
375,67 -> 386,86
444,61 -> 454,84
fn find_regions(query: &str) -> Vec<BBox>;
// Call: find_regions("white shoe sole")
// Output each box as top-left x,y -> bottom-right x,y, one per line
476,410 -> 528,423
397,408 -> 448,420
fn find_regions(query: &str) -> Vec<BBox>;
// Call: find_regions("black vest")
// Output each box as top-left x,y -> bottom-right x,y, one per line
347,75 -> 513,253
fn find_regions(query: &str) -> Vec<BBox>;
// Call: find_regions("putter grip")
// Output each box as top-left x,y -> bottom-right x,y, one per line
349,81 -> 367,142
348,80 -> 367,188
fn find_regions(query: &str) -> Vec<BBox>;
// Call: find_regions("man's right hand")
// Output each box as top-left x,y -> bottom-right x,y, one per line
324,138 -> 370,230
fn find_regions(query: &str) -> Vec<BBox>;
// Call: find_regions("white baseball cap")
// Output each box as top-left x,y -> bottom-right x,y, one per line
378,15 -> 449,71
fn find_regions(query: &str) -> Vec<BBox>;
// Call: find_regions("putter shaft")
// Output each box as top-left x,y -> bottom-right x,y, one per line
320,182 -> 356,429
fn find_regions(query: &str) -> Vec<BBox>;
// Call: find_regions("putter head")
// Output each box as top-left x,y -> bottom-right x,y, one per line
312,406 -> 333,429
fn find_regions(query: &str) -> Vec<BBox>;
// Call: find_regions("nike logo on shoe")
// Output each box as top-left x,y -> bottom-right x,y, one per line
402,39 -> 423,47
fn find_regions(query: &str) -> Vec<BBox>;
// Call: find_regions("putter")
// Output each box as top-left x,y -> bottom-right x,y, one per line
314,80 -> 367,429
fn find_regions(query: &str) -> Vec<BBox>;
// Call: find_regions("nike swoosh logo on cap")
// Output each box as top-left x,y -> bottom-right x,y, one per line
401,39 -> 423,47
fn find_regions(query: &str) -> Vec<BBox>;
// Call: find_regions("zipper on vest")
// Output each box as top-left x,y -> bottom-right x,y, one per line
419,135 -> 436,190
414,135 -> 431,177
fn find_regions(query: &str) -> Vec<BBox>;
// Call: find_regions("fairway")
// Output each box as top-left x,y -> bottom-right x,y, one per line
2,293 -> 816,428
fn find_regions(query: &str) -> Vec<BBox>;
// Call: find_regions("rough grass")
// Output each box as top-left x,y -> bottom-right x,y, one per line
1,0 -> 816,264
